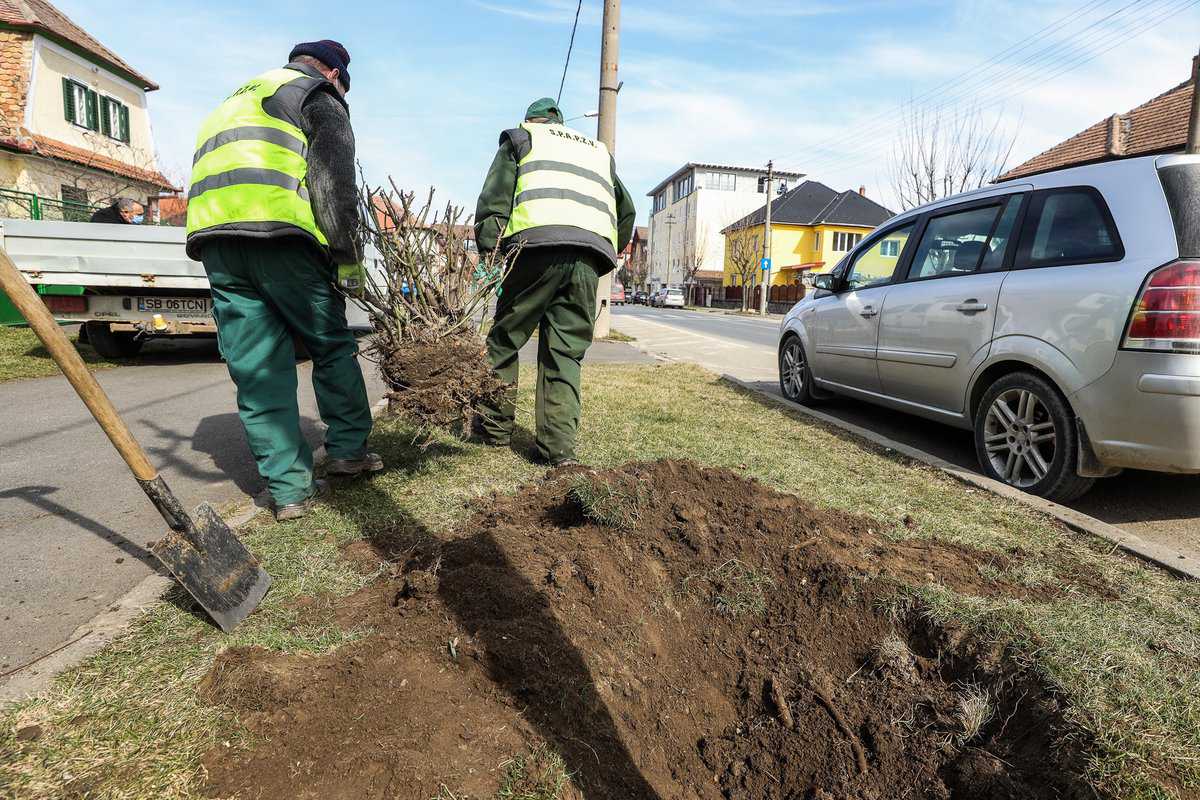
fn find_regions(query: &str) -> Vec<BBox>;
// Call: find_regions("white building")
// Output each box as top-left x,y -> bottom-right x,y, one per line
646,163 -> 804,290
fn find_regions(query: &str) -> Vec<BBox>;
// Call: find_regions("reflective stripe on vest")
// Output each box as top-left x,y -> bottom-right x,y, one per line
186,67 -> 328,249
502,123 -> 618,251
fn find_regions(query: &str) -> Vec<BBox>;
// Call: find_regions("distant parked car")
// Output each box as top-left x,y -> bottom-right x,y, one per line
777,154 -> 1200,502
662,288 -> 685,308
632,291 -> 649,305
611,281 -> 626,306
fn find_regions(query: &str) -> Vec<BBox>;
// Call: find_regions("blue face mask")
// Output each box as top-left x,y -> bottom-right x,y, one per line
131,214 -> 144,224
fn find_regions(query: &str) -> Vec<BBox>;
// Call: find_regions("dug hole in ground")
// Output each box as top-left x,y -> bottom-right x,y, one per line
200,458 -> 1106,799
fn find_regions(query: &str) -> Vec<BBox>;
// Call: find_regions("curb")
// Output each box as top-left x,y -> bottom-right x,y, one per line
722,375 -> 1199,581
0,395 -> 392,707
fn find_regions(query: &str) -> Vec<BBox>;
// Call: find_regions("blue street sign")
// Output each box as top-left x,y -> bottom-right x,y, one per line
761,258 -> 772,271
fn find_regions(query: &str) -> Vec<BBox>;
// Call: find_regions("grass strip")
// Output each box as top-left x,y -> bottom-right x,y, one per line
0,326 -> 122,383
0,363 -> 1197,799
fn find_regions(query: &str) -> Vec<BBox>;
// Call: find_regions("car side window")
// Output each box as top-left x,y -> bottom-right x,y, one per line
845,223 -> 915,290
907,204 -> 1004,280
979,196 -> 1023,271
1023,188 -> 1122,267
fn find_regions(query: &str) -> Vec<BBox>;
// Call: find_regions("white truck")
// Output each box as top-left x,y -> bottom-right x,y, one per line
0,219 -> 375,358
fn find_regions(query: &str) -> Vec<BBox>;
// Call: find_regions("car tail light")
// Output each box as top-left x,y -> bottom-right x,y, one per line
41,294 -> 88,314
1124,261 -> 1200,352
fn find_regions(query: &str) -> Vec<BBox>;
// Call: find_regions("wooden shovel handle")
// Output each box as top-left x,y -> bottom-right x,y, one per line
0,244 -> 157,481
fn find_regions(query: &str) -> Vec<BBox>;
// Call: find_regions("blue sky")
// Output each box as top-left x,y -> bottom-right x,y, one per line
56,0 -> 1200,220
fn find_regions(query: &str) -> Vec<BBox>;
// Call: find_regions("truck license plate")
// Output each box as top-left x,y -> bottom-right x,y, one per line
136,296 -> 211,315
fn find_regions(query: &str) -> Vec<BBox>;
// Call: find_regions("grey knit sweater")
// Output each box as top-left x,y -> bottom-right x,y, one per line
301,90 -> 361,265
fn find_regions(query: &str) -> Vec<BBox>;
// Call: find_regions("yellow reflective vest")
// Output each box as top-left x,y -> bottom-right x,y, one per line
501,122 -> 619,266
185,64 -> 342,261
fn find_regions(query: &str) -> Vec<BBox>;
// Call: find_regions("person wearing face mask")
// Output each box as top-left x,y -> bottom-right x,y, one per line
89,197 -> 144,224
185,39 -> 380,521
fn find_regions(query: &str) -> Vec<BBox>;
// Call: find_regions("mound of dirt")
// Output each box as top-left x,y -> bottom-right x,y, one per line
377,332 -> 506,439
200,461 -> 1107,800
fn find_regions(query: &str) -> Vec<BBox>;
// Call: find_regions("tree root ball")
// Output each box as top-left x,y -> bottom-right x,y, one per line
378,333 -> 507,440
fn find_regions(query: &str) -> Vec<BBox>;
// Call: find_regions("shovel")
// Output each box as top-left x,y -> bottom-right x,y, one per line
0,246 -> 270,632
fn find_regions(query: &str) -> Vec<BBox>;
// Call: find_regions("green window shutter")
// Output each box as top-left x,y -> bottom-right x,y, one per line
99,97 -> 111,137
85,89 -> 99,131
119,104 -> 130,143
62,77 -> 75,123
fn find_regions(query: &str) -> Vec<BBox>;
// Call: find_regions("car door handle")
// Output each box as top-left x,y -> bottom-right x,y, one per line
956,301 -> 989,313
859,306 -> 878,318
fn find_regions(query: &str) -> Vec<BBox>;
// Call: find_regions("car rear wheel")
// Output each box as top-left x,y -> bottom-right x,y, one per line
779,335 -> 818,405
973,371 -> 1094,502
84,321 -> 143,359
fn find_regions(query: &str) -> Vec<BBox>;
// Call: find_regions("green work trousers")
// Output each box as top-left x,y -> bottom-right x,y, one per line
202,237 -> 372,506
479,248 -> 600,462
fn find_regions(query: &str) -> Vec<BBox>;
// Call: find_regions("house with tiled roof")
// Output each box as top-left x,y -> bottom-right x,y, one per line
721,180 -> 894,287
0,0 -> 175,221
1000,60 -> 1197,181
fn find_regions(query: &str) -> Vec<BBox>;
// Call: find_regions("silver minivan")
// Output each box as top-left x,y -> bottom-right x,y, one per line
777,154 -> 1200,501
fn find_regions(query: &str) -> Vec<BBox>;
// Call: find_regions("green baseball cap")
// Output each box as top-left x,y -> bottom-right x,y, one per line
525,97 -> 564,124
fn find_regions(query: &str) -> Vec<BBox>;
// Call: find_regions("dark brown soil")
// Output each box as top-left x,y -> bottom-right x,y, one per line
376,332 -> 506,439
201,461 -> 1113,800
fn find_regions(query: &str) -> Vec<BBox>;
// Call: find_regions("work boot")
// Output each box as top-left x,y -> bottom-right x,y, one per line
274,480 -> 329,522
531,449 -> 582,469
325,452 -> 385,477
469,415 -> 509,447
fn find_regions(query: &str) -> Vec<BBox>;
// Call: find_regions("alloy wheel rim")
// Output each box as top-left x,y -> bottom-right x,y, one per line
983,388 -> 1057,488
781,342 -> 805,398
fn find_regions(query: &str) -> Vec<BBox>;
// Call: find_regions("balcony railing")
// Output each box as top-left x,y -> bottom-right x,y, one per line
0,188 -> 100,222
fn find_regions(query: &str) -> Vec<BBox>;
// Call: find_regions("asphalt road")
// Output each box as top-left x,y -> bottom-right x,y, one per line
0,339 -> 387,676
613,304 -> 1200,563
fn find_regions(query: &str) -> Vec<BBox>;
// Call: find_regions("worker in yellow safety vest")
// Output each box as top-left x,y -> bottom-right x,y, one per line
186,40 -> 381,521
473,98 -> 636,466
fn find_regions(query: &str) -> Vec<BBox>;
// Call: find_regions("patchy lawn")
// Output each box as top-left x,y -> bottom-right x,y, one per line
1,362 -> 1198,799
0,325 -> 122,383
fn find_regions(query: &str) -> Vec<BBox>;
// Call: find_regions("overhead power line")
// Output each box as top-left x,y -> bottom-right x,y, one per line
778,0 -> 1156,173
771,0 -> 1126,170
779,0 -> 1197,177
786,0 -> 1200,181
557,0 -> 585,105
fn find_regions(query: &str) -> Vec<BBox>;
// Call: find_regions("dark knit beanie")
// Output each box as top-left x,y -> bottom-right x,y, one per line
289,39 -> 351,90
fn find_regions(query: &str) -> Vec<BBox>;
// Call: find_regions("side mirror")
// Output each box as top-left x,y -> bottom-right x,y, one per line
813,273 -> 835,292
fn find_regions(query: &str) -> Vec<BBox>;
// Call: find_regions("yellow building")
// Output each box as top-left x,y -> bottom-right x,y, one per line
721,180 -> 894,287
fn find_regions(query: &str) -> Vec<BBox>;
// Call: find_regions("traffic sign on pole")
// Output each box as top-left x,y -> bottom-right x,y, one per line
761,257 -> 771,271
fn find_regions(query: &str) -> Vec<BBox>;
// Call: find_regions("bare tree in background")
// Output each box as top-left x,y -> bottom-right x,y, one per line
682,222 -> 710,286
620,248 -> 649,293
889,104 -> 1019,211
727,232 -> 761,313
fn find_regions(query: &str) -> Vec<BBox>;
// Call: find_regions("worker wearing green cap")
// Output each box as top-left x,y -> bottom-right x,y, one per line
473,98 -> 636,466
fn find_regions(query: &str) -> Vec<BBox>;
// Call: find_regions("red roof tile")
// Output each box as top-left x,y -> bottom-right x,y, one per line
1001,71 -> 1195,181
156,194 -> 186,225
30,134 -> 175,189
0,0 -> 157,90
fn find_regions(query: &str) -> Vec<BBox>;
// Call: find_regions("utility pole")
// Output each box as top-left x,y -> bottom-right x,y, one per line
1188,49 -> 1200,154
594,0 -> 620,337
759,160 -> 774,315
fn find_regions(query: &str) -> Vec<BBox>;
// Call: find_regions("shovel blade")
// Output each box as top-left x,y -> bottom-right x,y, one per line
151,502 -> 272,632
